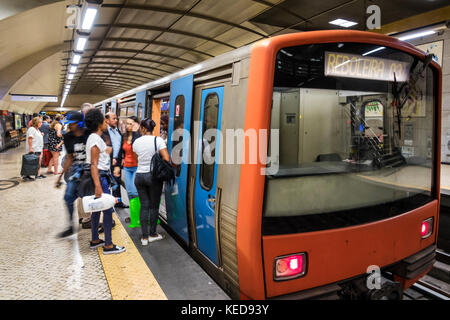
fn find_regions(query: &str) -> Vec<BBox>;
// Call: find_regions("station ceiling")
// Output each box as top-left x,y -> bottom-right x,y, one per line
0,0 -> 449,112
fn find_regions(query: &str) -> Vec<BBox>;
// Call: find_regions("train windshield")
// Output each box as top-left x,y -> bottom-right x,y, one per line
263,42 -> 437,235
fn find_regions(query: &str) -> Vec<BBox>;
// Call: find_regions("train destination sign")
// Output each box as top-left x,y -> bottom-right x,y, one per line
324,51 -> 410,82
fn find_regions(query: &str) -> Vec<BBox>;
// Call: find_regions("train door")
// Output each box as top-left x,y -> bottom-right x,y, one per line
165,75 -> 194,244
194,86 -> 224,265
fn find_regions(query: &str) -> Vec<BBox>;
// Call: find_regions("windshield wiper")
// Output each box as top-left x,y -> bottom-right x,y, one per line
391,54 -> 433,139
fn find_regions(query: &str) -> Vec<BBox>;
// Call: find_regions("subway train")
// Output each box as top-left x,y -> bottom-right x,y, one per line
95,30 -> 441,300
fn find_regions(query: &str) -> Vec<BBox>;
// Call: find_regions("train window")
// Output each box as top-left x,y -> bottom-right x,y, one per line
263,42 -> 437,235
200,93 -> 219,190
172,95 -> 185,176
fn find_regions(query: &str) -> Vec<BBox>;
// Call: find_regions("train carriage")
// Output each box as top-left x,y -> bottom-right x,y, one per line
96,30 -> 441,300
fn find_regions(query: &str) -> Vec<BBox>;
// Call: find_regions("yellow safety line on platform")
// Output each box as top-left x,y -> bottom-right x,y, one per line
97,213 -> 167,300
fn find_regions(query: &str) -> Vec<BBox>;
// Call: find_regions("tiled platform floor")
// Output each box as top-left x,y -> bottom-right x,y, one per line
0,142 -> 228,300
0,143 -> 111,299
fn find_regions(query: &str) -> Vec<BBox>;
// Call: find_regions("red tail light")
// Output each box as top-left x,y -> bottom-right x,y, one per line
274,253 -> 307,281
421,217 -> 433,239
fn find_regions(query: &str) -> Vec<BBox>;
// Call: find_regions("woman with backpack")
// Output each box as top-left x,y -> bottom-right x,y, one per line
132,118 -> 170,245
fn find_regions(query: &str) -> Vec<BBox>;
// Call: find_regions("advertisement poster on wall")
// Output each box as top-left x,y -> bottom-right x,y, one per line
415,40 -> 443,66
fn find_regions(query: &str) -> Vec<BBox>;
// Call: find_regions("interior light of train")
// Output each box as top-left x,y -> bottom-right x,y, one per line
329,18 -> 358,28
72,54 -> 81,65
81,8 -> 98,30
75,37 -> 87,51
397,30 -> 436,42
274,253 -> 306,280
421,218 -> 433,239
362,46 -> 385,56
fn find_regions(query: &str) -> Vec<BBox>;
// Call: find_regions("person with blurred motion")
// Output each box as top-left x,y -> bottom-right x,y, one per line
119,116 -> 141,223
24,117 -> 45,181
104,112 -> 128,209
56,111 -> 90,238
133,118 -> 169,245
84,108 -> 125,254
47,114 -> 64,175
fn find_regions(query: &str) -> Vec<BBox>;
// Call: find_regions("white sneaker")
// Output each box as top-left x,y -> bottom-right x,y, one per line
147,233 -> 164,243
141,238 -> 149,246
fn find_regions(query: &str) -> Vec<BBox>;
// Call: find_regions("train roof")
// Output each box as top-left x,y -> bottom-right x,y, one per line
94,43 -> 253,106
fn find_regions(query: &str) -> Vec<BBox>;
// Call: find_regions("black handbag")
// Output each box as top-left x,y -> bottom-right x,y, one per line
150,136 -> 175,185
21,153 -> 39,176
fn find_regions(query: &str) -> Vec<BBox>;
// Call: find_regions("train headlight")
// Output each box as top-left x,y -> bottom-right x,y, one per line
274,253 -> 307,281
420,217 -> 433,239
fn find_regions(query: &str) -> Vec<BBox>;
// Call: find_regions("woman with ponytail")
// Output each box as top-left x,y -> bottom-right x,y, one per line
132,118 -> 170,245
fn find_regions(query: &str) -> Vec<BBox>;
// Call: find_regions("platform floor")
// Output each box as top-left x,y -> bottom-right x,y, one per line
0,143 -> 228,300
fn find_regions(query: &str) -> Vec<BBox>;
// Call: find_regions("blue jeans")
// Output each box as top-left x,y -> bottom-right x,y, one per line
64,179 -> 79,224
91,176 -> 114,246
123,166 -> 138,199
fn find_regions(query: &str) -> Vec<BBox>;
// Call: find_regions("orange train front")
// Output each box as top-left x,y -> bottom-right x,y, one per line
237,30 -> 441,299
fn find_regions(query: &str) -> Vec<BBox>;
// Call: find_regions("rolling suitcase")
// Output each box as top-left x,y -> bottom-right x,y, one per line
20,153 -> 39,177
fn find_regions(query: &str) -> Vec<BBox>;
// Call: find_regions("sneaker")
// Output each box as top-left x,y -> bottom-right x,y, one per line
114,203 -> 129,209
58,227 -> 74,238
147,233 -> 164,243
141,238 -> 148,246
23,176 -> 34,181
89,239 -> 105,249
103,244 -> 126,255
36,175 -> 47,179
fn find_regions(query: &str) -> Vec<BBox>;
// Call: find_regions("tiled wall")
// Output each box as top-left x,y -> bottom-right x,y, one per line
410,30 -> 450,167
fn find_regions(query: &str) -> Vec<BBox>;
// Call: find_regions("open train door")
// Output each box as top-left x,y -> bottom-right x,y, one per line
165,74 -> 194,244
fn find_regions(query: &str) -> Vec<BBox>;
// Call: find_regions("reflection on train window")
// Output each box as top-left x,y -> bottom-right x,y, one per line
200,93 -> 219,191
172,95 -> 185,176
137,102 -> 143,121
263,42 -> 436,235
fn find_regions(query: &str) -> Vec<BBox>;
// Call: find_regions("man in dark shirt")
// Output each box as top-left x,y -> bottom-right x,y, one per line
40,115 -> 50,148
56,111 -> 89,238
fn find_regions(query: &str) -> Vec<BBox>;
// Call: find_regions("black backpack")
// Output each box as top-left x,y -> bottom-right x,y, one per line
150,136 -> 175,185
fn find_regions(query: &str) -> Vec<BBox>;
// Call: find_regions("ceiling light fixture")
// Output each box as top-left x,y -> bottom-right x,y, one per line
72,54 -> 81,65
329,18 -> 358,28
397,30 -> 436,41
81,8 -> 98,30
69,65 -> 77,73
75,37 -> 87,51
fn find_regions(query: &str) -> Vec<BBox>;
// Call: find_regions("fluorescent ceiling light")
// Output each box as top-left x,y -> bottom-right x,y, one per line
69,66 -> 77,73
362,46 -> 386,56
72,54 -> 81,65
329,18 -> 358,28
398,30 -> 436,41
76,37 -> 87,51
65,85 -> 70,89
68,74 -> 74,80
81,8 -> 98,30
